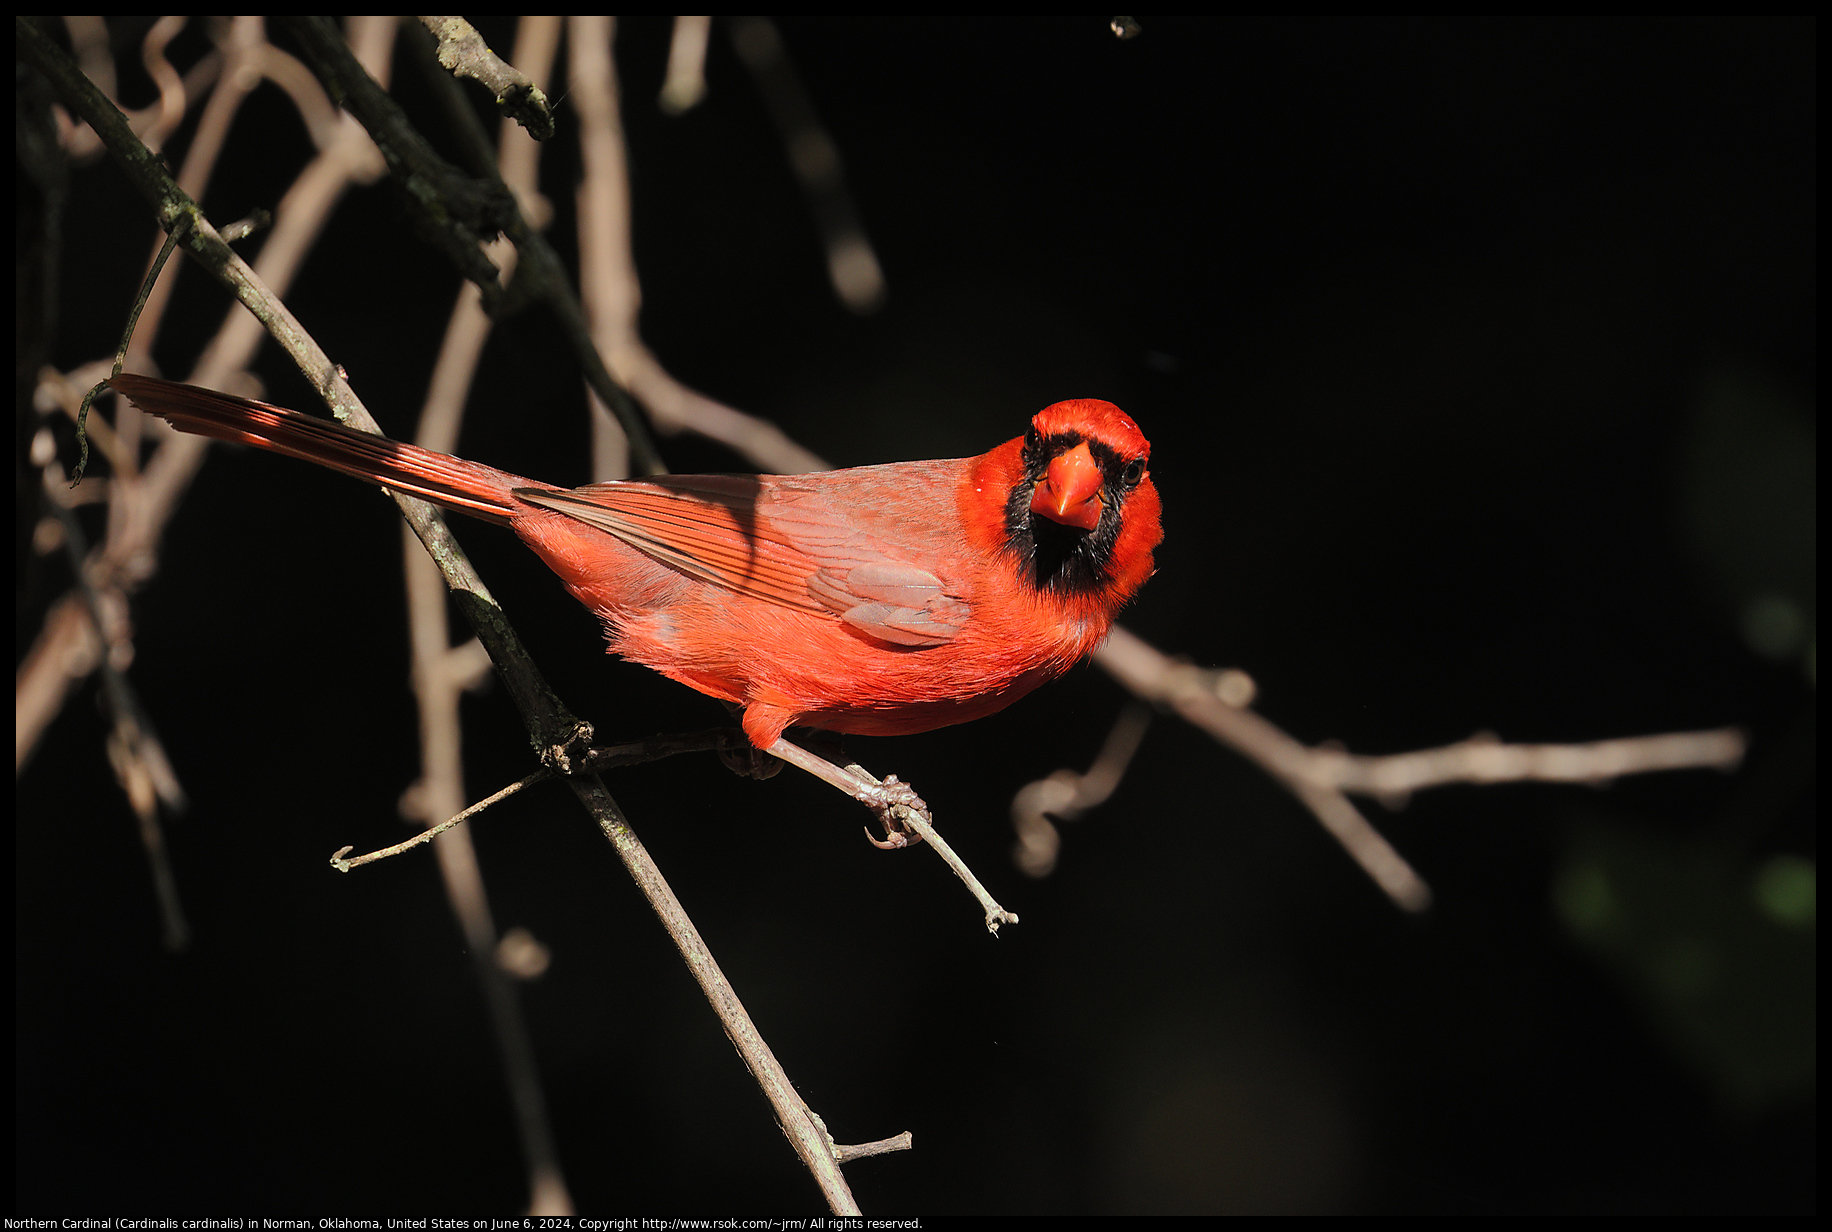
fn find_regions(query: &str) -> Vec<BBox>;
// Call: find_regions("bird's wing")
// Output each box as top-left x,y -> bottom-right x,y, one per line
513,470 -> 972,647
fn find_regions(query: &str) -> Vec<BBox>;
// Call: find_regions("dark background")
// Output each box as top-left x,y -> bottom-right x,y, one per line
17,17 -> 1815,1213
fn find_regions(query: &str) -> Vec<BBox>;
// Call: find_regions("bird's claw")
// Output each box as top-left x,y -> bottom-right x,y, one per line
717,740 -> 783,781
863,825 -> 909,850
858,774 -> 929,850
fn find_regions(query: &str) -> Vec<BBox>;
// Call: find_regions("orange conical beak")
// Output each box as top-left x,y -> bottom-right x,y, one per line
1030,441 -> 1104,531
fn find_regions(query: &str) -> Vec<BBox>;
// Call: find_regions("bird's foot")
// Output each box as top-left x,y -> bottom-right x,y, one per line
717,739 -> 783,781
854,773 -> 930,849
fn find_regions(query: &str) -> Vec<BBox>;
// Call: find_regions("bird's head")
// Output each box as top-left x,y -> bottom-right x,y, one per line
991,399 -> 1163,608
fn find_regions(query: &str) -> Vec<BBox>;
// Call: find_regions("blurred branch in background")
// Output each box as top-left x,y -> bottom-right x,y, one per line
570,16 -> 828,475
729,16 -> 886,315
658,15 -> 711,115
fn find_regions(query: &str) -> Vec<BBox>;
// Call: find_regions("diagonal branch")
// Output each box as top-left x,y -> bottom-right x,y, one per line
278,14 -> 668,477
278,15 -> 517,309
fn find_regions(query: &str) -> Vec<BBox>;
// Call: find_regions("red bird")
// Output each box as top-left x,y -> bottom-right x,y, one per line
110,375 -> 1161,782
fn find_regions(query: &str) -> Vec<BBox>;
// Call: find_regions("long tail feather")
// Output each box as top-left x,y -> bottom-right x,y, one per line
110,375 -> 537,525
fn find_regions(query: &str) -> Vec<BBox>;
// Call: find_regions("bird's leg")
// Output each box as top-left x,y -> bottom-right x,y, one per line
794,733 -> 926,848
765,737 -> 1019,935
716,703 -> 783,780
763,738 -> 927,847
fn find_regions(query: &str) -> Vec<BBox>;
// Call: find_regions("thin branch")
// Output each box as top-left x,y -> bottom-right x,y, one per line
332,770 -> 550,871
835,1133 -> 914,1163
332,727 -> 771,870
1312,729 -> 1746,802
129,16 -> 190,154
413,15 -> 668,481
584,727 -> 753,772
50,16 -> 224,162
567,15 -> 640,482
419,16 -> 555,141
123,18 -> 302,383
41,476 -> 190,950
279,15 -> 516,309
573,772 -> 873,1215
83,209 -> 177,457
16,595 -> 97,775
892,806 -> 1021,936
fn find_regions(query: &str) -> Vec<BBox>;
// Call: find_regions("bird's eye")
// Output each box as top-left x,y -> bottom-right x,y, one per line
1122,458 -> 1146,487
1025,425 -> 1042,453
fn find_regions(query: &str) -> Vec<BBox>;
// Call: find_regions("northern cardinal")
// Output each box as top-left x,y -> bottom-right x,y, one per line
110,374 -> 1161,810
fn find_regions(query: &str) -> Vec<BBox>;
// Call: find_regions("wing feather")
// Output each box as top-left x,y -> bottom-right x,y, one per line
514,473 -> 973,645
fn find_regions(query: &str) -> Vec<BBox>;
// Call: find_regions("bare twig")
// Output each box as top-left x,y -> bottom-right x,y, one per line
564,17 -> 832,477
835,1133 -> 915,1163
51,15 -> 224,161
584,727 -> 753,772
332,727 -> 771,871
283,14 -> 669,477
16,595 -> 99,774
893,805 -> 1021,935
333,724 -> 819,871
568,15 -> 642,483
331,770 -> 549,872
279,15 -> 518,309
1311,728 -> 1746,801
72,211 -> 188,483
419,15 -> 555,141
